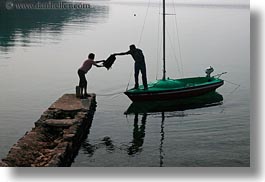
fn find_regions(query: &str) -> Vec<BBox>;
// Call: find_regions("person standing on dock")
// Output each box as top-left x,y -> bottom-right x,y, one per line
113,44 -> 148,90
78,53 -> 103,98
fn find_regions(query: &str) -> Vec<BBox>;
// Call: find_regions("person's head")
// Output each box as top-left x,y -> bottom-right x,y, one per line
129,44 -> 136,51
88,53 -> 95,60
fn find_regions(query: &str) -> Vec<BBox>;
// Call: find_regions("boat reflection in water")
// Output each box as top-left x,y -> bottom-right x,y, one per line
125,91 -> 223,114
125,92 -> 223,166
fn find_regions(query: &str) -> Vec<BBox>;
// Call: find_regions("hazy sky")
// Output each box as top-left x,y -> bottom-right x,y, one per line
109,0 -> 249,5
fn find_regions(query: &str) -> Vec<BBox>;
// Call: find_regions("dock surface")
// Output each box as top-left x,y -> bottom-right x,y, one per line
0,94 -> 96,167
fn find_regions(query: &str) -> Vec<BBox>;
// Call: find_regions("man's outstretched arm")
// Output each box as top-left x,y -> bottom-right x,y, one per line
113,50 -> 130,56
93,61 -> 104,67
95,60 -> 105,63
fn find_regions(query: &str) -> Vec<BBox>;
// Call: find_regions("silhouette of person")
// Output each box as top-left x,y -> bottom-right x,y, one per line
78,53 -> 103,98
113,44 -> 148,90
128,113 -> 147,155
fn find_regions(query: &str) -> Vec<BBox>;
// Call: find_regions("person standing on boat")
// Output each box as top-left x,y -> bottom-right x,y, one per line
113,44 -> 148,90
78,53 -> 103,98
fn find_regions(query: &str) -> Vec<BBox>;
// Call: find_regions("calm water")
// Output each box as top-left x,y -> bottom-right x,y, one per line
0,0 -> 249,167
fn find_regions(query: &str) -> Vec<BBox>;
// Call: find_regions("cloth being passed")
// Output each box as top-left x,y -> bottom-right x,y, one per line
103,55 -> 116,70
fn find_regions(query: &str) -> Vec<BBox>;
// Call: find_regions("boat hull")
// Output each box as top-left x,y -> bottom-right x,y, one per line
125,92 -> 223,114
124,79 -> 224,102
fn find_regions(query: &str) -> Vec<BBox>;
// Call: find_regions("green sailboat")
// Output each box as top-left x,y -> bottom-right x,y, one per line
124,0 -> 224,102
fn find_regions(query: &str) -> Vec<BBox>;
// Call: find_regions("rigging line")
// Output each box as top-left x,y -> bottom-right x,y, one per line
137,0 -> 151,46
61,87 -> 124,97
223,79 -> 240,87
156,0 -> 162,80
173,0 -> 184,77
216,79 -> 241,112
218,86 -> 241,113
175,20 -> 184,77
213,73 -> 240,94
222,79 -> 241,94
166,27 -> 181,75
109,93 -> 123,100
97,91 -> 124,96
228,84 -> 240,94
213,72 -> 227,78
126,66 -> 134,91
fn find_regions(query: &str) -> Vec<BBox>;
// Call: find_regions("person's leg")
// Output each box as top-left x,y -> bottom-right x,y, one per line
78,70 -> 86,98
140,63 -> 148,89
84,77 -> 88,96
80,87 -> 84,97
78,70 -> 84,97
134,63 -> 140,89
83,79 -> 90,98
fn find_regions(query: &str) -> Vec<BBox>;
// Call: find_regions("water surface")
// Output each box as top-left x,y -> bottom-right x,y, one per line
0,0 -> 249,167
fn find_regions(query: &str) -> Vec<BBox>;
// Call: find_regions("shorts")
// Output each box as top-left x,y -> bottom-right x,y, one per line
78,69 -> 87,88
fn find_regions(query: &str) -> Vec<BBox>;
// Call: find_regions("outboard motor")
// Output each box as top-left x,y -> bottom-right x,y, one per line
205,66 -> 214,77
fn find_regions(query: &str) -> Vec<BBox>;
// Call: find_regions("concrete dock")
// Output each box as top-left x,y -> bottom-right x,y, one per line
0,94 -> 96,167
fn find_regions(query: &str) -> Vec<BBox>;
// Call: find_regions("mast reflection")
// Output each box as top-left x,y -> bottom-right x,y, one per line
125,92 -> 223,166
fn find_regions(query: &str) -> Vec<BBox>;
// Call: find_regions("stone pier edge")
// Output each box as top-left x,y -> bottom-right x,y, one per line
0,94 -> 96,167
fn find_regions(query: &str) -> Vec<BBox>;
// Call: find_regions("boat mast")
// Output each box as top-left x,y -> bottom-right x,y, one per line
162,0 -> 166,80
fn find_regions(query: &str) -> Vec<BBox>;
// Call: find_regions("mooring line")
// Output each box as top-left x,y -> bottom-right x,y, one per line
223,79 -> 241,94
